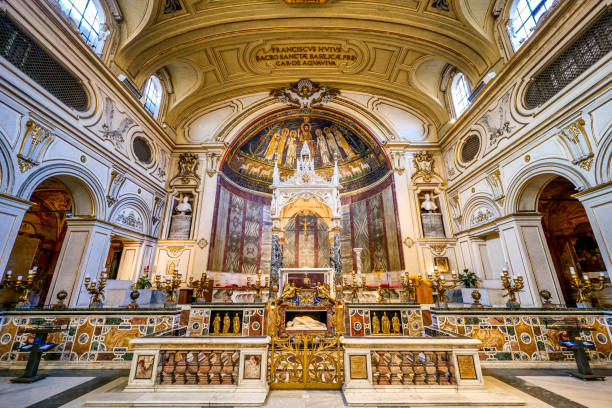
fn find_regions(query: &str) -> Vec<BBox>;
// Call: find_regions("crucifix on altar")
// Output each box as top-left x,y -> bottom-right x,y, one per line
300,218 -> 311,239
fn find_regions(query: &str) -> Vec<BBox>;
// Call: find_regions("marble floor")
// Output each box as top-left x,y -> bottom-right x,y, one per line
0,369 -> 609,408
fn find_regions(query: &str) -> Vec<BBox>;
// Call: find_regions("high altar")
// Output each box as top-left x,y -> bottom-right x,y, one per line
96,143 -> 525,407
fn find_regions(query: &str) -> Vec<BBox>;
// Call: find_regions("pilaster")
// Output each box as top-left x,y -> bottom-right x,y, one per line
0,193 -> 31,280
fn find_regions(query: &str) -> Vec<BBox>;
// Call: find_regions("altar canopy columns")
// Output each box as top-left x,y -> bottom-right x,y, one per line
270,233 -> 283,295
47,219 -> 113,307
331,229 -> 341,285
575,183 -> 612,280
0,194 -> 31,281
497,214 -> 563,307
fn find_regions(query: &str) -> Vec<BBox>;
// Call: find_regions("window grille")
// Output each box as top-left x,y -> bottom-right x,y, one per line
461,135 -> 480,164
524,8 -> 612,109
133,136 -> 153,164
0,12 -> 89,111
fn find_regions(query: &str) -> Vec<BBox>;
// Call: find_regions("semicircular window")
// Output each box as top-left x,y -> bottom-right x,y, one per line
132,137 -> 153,164
461,135 -> 481,164
524,8 -> 612,109
0,12 -> 88,111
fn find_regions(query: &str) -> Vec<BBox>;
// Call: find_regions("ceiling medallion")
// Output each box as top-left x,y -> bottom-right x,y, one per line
271,79 -> 340,109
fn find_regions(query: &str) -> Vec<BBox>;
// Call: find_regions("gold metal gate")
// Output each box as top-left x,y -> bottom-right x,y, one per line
268,334 -> 343,389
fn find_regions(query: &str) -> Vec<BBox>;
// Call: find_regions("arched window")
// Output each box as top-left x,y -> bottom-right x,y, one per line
451,73 -> 470,117
57,0 -> 106,54
143,76 -> 163,118
508,0 -> 555,50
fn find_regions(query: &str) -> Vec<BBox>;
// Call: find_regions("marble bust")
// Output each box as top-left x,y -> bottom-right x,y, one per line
286,315 -> 327,330
175,196 -> 192,215
420,193 -> 438,212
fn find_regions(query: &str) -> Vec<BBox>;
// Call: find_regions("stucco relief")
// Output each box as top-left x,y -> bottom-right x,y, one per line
477,89 -> 516,150
113,207 -> 144,232
100,96 -> 134,152
470,207 -> 495,226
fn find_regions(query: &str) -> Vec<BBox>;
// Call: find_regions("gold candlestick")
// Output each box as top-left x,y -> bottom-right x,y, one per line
246,269 -> 267,302
84,269 -> 108,308
400,272 -> 422,303
569,267 -> 605,307
155,268 -> 182,306
2,267 -> 38,308
425,268 -> 458,307
501,268 -> 524,308
373,269 -> 388,303
343,270 -> 366,302
189,272 -> 210,301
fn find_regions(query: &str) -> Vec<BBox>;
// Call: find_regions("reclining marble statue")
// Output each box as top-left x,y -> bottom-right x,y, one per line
286,315 -> 327,330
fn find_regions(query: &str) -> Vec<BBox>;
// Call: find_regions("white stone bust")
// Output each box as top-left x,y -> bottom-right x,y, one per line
421,193 -> 438,212
175,196 -> 192,215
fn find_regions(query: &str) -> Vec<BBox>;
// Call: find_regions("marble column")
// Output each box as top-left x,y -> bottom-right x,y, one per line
332,232 -> 341,285
574,183 -> 612,280
47,218 -> 113,307
496,215 -> 563,306
0,193 -> 31,280
270,233 -> 283,296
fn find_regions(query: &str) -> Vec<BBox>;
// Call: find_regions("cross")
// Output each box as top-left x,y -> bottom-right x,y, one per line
300,218 -> 311,238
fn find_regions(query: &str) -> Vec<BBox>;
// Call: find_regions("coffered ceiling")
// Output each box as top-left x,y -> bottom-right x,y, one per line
113,0 -> 501,131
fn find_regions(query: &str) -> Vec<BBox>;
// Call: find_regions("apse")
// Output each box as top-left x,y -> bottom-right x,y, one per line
209,108 -> 404,276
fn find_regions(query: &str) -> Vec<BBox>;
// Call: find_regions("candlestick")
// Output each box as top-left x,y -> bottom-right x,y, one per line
501,269 -> 524,308
155,268 -> 182,306
244,269 -> 266,302
189,272 -> 210,301
425,269 -> 458,307
83,269 -> 107,308
343,269 -> 367,302
400,271 -> 422,303
2,268 -> 39,307
569,270 -> 605,307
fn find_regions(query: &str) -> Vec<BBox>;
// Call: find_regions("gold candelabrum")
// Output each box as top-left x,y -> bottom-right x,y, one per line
155,268 -> 182,305
373,269 -> 388,303
426,268 -> 457,307
569,267 -> 605,306
3,267 -> 38,307
501,268 -> 524,308
400,272 -> 422,303
246,269 -> 269,302
189,272 -> 210,300
84,269 -> 108,308
343,270 -> 366,302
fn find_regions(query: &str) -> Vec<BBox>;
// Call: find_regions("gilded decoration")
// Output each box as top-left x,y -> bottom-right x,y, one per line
270,79 -> 340,108
17,120 -> 55,172
221,108 -> 389,194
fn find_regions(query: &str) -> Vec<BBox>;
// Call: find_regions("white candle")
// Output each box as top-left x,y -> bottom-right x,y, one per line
17,276 -> 22,281
451,270 -> 457,276
570,267 -> 576,275
32,266 -> 38,272
599,272 -> 605,277
6,270 -> 12,276
583,274 -> 589,280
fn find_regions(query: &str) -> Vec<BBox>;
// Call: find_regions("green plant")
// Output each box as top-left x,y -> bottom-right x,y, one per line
458,269 -> 479,288
135,275 -> 152,289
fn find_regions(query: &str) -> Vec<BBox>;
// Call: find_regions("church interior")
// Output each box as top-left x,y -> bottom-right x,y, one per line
0,0 -> 611,406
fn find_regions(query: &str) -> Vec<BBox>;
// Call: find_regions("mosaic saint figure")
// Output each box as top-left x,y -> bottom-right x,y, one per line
213,313 -> 221,334
285,129 -> 298,167
264,130 -> 281,160
233,313 -> 241,334
275,128 -> 290,160
222,312 -> 231,334
372,312 -> 380,334
392,312 -> 400,334
300,120 -> 315,153
382,312 -> 391,334
324,127 -> 341,157
315,128 -> 331,165
331,125 -> 356,158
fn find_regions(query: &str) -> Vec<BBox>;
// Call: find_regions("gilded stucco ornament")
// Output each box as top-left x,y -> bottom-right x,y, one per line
177,152 -> 200,183
412,151 -> 438,182
17,120 -> 55,172
271,79 -> 340,109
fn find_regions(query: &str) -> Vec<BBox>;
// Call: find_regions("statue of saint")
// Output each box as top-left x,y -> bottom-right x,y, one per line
392,313 -> 400,334
421,193 -> 438,213
382,312 -> 391,334
175,196 -> 192,215
233,313 -> 241,334
372,313 -> 380,334
222,313 -> 231,334
213,313 -> 221,334
286,315 -> 327,330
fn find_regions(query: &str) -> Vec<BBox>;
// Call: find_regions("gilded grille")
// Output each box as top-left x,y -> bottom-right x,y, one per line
0,12 -> 88,111
524,8 -> 612,109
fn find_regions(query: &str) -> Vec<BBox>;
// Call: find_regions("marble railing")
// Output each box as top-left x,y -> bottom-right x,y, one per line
0,308 -> 179,367
370,350 -> 456,385
125,335 -> 270,393
431,308 -> 612,363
